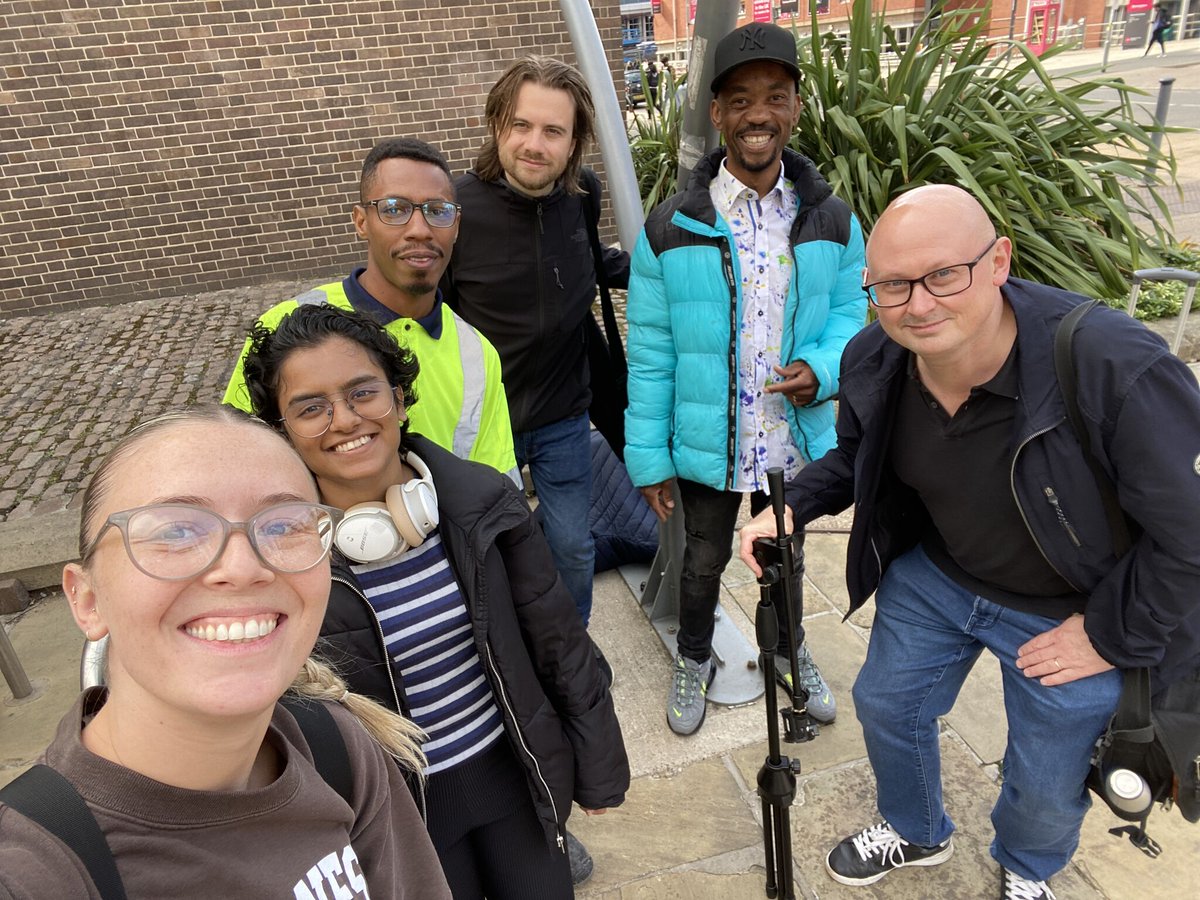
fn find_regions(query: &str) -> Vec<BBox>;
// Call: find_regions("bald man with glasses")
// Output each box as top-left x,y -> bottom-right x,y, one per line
740,185 -> 1200,899
223,137 -> 518,482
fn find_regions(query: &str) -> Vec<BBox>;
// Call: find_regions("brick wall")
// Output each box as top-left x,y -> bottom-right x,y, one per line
0,1 -> 622,317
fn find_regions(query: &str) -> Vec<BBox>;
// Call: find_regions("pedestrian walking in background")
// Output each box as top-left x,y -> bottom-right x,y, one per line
1145,3 -> 1172,56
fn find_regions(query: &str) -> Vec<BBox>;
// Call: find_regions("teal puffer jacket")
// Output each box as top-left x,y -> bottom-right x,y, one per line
624,149 -> 867,490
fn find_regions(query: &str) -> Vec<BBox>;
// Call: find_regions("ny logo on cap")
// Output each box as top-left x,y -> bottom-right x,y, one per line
739,26 -> 767,51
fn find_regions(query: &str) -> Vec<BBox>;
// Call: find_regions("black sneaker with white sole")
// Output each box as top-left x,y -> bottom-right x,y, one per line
1001,866 -> 1056,899
825,821 -> 953,886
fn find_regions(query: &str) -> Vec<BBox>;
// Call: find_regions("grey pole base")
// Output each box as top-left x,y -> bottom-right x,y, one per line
618,484 -> 766,707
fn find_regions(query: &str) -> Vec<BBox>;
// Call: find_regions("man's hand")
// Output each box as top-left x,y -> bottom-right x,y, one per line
764,361 -> 818,407
640,480 -> 675,522
1016,613 -> 1115,686
738,505 -> 794,578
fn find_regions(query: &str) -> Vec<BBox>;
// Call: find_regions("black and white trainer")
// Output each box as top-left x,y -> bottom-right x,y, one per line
825,820 -> 953,886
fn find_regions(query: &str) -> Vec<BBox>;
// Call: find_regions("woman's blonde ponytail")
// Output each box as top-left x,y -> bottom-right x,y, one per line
290,657 -> 426,777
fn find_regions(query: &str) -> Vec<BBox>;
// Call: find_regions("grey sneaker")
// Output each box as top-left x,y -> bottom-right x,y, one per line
775,642 -> 836,724
666,654 -> 715,735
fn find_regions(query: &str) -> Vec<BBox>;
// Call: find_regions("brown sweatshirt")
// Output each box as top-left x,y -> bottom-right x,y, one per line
0,689 -> 450,899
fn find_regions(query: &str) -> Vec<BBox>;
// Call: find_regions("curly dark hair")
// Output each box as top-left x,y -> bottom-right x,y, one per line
241,304 -> 420,438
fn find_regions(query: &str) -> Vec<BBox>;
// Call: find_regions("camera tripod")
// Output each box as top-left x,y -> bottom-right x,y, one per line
752,468 -> 820,899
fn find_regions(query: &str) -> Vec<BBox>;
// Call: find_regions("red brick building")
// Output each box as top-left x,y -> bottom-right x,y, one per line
650,0 -> 1118,58
0,1 -> 622,317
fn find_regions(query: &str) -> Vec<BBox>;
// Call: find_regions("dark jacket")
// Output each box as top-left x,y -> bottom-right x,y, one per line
318,436 -> 629,847
444,168 -> 630,434
785,278 -> 1200,687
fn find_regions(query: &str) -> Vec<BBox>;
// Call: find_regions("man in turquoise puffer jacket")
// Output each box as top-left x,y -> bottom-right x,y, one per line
625,22 -> 867,737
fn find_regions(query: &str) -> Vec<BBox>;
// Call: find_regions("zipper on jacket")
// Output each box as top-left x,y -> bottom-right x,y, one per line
721,239 -> 738,490
1043,486 -> 1082,547
553,266 -> 563,290
483,642 -> 564,854
332,573 -> 428,823
1009,424 -> 1083,592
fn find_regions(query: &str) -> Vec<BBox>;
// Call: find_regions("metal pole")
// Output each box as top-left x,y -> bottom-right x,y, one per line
1146,77 -> 1175,183
676,1 -> 738,186
1101,27 -> 1112,71
558,0 -> 644,250
1,624 -> 33,700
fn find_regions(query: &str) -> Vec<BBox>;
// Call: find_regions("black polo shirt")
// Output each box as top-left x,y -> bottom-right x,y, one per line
890,346 -> 1086,618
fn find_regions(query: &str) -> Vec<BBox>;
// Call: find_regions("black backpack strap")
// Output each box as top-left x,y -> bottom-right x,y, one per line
580,170 -> 627,374
0,764 -> 128,900
281,696 -> 354,807
1054,304 -> 1156,752
1053,299 -> 1133,557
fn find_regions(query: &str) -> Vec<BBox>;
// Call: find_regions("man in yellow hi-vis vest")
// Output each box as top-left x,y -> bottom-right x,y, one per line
224,138 -> 517,481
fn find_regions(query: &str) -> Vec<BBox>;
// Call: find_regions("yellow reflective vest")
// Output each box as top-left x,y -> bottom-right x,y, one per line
222,282 -> 518,478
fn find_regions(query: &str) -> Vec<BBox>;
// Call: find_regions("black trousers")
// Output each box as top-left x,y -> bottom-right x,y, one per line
425,739 -> 572,900
676,479 -> 806,663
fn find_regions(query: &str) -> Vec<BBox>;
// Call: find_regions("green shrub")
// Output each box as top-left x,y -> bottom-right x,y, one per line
627,2 -> 1188,304
791,2 -> 1180,301
628,67 -> 686,215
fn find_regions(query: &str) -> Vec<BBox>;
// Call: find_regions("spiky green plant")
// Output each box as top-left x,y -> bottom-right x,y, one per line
627,3 -> 1187,302
627,66 -> 686,214
791,1 -> 1180,300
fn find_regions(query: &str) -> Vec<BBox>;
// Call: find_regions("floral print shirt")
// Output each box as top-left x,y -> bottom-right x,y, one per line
710,159 -> 802,493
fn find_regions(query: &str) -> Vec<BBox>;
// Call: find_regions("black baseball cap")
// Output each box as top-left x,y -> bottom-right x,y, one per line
710,22 -> 800,94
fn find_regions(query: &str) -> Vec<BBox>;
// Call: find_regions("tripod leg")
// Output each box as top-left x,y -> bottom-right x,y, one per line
777,804 -> 794,899
761,796 -> 778,899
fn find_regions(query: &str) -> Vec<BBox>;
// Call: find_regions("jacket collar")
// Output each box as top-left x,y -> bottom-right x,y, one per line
676,147 -> 833,230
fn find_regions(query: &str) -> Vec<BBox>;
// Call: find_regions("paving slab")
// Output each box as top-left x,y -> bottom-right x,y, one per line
1,593 -> 81,787
570,755 -> 761,894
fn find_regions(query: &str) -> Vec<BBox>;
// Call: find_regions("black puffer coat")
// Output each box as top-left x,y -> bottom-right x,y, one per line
317,435 -> 629,848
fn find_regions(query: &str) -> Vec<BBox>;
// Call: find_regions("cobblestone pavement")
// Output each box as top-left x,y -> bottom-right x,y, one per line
0,277 -> 326,522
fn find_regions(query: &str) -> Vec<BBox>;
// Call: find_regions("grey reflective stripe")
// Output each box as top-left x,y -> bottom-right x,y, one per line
453,312 -> 487,459
295,288 -> 330,306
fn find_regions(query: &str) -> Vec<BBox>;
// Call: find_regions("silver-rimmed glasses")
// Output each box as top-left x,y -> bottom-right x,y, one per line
281,380 -> 398,438
83,502 -> 341,580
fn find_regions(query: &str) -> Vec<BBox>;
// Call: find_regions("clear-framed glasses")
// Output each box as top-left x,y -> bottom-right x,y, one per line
83,502 -> 342,581
281,380 -> 398,438
361,197 -> 461,228
862,238 -> 999,308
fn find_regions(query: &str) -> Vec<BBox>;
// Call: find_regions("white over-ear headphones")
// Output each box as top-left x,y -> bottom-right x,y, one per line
335,452 -> 439,564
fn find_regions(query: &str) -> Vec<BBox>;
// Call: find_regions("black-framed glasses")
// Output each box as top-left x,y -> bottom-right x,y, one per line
281,379 -> 398,438
862,238 -> 999,308
361,197 -> 461,228
83,502 -> 342,581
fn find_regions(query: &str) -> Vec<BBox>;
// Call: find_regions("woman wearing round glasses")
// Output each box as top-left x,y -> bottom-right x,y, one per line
240,304 -> 628,900
0,405 -> 450,899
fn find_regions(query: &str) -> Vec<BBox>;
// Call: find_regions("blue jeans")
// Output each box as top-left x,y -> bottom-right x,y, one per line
855,546 -> 1121,882
514,413 -> 594,626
